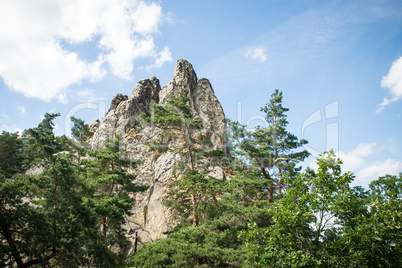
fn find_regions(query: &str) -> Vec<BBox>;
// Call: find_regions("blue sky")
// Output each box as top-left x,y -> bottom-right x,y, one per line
1,0 -> 401,187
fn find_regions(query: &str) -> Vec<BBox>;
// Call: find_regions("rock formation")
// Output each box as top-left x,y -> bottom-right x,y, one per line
89,59 -> 227,250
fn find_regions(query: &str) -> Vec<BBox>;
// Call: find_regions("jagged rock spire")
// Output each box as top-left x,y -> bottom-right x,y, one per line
89,59 -> 226,251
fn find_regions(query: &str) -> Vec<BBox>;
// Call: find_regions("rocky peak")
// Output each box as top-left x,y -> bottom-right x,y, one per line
172,59 -> 198,90
108,93 -> 128,113
129,76 -> 160,103
89,59 -> 226,251
159,59 -> 198,104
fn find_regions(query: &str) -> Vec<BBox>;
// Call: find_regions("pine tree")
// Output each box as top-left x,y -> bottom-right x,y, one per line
162,170 -> 223,226
84,135 -> 147,247
0,131 -> 24,178
139,88 -> 205,226
229,90 -> 309,202
70,116 -> 93,163
139,88 -> 203,171
131,167 -> 273,267
132,89 -> 278,267
0,114 -> 116,267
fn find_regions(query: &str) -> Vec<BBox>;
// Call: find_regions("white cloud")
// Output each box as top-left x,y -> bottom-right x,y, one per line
17,106 -> 26,116
0,0 -> 171,102
377,56 -> 402,112
1,125 -> 23,135
163,11 -> 177,25
335,143 -> 402,186
357,159 -> 402,181
351,143 -> 378,157
67,88 -> 108,104
307,143 -> 401,187
307,143 -> 380,174
339,143 -> 379,172
245,46 -> 267,63
75,89 -> 99,102
144,47 -> 173,71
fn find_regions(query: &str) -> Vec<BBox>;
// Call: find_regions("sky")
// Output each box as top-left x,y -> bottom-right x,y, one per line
1,0 -> 401,188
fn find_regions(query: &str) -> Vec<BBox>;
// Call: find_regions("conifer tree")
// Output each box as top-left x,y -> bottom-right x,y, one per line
131,167 -> 274,267
139,88 -> 204,226
22,113 -> 70,165
0,131 -> 24,177
139,88 -> 202,171
229,90 -> 309,202
70,116 -> 93,163
84,134 -> 147,246
162,170 -> 223,226
0,114 -> 117,267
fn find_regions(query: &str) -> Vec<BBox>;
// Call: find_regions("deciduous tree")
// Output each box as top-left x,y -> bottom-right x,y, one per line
243,151 -> 402,267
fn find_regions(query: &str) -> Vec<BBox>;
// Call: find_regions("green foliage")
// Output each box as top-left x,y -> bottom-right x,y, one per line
132,90 -> 312,266
198,134 -> 214,147
139,88 -> 202,131
163,170 -> 224,226
242,151 -> 402,268
0,131 -> 24,177
0,174 -> 39,267
218,168 -> 271,226
22,113 -> 70,166
70,116 -> 93,162
2,95 -> 400,268
0,115 -> 112,267
130,223 -> 243,268
70,116 -> 93,143
139,88 -> 220,229
25,154 -> 107,267
363,174 -> 402,267
139,88 -> 203,171
0,115 -> 146,267
84,134 -> 147,246
228,90 -> 309,201
132,167 -> 272,267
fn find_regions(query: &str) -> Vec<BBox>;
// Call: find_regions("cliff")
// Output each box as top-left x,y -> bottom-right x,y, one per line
89,59 -> 227,250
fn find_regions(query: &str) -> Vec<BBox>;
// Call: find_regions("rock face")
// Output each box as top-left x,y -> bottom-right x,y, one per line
89,59 -> 227,249
89,119 -> 100,134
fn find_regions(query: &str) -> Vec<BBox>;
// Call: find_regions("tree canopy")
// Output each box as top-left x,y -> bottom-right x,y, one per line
242,151 -> 402,267
0,115 -> 146,267
1,89 -> 400,267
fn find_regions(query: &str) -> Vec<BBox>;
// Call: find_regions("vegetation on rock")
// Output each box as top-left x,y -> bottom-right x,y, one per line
1,87 -> 400,267
0,114 -> 145,267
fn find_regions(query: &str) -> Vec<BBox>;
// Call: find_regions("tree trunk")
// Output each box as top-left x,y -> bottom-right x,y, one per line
1,223 -> 24,268
267,186 -> 273,203
52,177 -> 59,256
185,128 -> 199,225
102,217 -> 107,239
102,180 -> 116,239
185,130 -> 195,171
134,232 -> 138,253
192,194 -> 199,226
277,168 -> 283,195
260,166 -> 273,203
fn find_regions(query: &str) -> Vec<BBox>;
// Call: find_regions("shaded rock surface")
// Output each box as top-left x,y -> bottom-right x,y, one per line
89,59 -> 227,250
89,119 -> 100,134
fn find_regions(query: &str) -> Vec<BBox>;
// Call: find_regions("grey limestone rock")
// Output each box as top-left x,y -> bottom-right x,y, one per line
89,59 -> 227,248
89,119 -> 100,134
108,93 -> 128,113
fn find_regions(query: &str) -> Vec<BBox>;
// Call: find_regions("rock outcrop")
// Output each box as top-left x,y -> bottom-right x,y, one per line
89,59 -> 227,250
